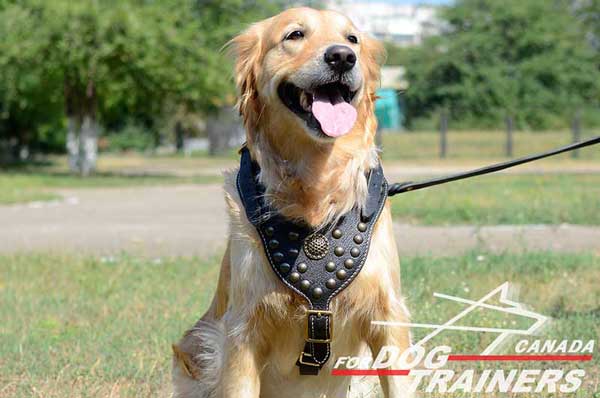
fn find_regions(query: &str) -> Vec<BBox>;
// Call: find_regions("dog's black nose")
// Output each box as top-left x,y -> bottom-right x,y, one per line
324,45 -> 356,73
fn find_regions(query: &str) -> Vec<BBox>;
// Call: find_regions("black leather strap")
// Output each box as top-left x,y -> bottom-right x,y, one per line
236,147 -> 388,375
388,135 -> 600,196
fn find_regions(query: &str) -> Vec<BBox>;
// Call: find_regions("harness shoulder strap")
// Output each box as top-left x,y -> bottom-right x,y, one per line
236,147 -> 388,375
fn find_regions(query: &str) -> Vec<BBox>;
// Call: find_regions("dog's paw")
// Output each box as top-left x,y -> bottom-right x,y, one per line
172,320 -> 225,398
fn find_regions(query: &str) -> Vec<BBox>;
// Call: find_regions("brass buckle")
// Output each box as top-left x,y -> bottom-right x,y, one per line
305,309 -> 333,343
298,352 -> 321,367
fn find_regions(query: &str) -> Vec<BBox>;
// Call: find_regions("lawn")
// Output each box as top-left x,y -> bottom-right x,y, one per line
391,173 -> 600,225
381,130 -> 600,161
0,172 -> 220,205
1,251 -> 598,397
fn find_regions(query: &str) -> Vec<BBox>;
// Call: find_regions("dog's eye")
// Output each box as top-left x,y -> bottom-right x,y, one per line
285,30 -> 304,41
347,34 -> 359,44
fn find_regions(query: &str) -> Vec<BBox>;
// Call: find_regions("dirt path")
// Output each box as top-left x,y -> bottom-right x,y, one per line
2,184 -> 599,257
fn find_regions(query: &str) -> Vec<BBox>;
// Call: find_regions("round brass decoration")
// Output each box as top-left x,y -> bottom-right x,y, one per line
300,280 -> 311,291
326,278 -> 337,289
357,222 -> 367,232
312,287 -> 323,299
334,246 -> 345,257
350,247 -> 361,257
332,229 -> 343,239
336,269 -> 347,280
304,233 -> 329,260
268,239 -> 279,249
325,261 -> 336,272
353,234 -> 364,244
297,262 -> 308,273
289,272 -> 300,282
279,263 -> 291,274
344,259 -> 354,269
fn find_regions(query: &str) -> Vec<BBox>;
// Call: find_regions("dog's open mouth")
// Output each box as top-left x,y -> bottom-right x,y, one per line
277,81 -> 358,138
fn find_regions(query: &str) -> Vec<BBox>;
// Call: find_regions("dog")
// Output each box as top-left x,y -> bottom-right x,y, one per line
172,7 -> 412,398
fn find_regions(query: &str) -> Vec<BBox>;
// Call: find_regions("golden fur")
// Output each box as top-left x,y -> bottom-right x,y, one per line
173,7 -> 412,398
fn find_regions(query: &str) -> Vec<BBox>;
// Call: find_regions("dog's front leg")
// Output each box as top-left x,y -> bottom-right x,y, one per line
220,335 -> 261,398
365,301 -> 414,398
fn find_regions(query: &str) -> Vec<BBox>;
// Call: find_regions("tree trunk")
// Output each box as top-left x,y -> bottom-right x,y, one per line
66,116 -> 80,172
175,121 -> 184,153
79,114 -> 98,176
207,106 -> 244,156
64,75 -> 99,176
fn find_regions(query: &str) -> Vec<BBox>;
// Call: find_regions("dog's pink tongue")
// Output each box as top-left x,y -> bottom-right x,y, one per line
312,95 -> 357,137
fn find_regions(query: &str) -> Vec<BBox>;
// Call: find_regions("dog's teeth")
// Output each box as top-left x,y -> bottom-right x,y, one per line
299,91 -> 311,111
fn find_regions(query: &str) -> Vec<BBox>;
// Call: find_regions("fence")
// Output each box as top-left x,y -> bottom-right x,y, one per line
380,114 -> 600,161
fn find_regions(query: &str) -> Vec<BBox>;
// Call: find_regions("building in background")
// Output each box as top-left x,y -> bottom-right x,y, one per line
325,0 -> 442,46
324,1 -> 444,131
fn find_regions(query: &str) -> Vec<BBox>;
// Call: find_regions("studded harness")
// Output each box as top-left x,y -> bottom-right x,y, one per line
234,135 -> 600,376
236,147 -> 388,375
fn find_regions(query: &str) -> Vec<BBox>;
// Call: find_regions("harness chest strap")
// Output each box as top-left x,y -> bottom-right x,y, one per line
236,147 -> 388,375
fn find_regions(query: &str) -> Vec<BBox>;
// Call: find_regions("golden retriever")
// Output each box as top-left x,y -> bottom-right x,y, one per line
173,7 -> 412,398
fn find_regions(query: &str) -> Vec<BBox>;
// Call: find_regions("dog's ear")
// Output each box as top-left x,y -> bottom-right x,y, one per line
360,34 -> 386,94
228,23 -> 265,145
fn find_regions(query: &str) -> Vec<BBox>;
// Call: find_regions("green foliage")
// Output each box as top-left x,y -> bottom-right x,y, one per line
403,0 -> 600,129
104,124 -> 155,153
577,0 -> 600,65
0,0 -> 281,157
384,42 -> 411,66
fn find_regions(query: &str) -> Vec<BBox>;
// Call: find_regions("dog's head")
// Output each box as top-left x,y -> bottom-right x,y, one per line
229,7 -> 385,147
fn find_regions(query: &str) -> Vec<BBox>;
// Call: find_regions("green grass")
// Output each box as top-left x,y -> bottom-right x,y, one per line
391,173 -> 600,225
404,251 -> 600,397
381,130 -> 600,160
0,253 -> 220,397
0,172 -> 221,205
1,251 -> 598,397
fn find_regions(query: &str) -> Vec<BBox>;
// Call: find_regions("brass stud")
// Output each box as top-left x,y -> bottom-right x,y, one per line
273,252 -> 284,263
344,259 -> 354,269
288,231 -> 299,241
325,261 -> 336,272
336,269 -> 347,280
279,263 -> 290,273
265,226 -> 275,236
312,287 -> 323,299
350,247 -> 360,257
332,229 -> 343,239
353,234 -> 364,244
334,246 -> 345,257
326,278 -> 337,289
300,280 -> 311,291
289,272 -> 300,283
357,222 -> 367,232
268,239 -> 279,249
288,248 -> 299,256
297,263 -> 308,273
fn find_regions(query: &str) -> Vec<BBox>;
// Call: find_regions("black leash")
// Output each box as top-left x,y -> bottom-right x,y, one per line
388,135 -> 600,196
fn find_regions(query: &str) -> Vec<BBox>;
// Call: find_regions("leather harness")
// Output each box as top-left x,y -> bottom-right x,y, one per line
236,147 -> 388,375
233,135 -> 599,376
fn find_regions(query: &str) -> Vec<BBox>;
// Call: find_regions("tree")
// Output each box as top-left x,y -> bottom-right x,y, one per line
576,0 -> 600,65
402,0 -> 600,129
0,0 -> 279,173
